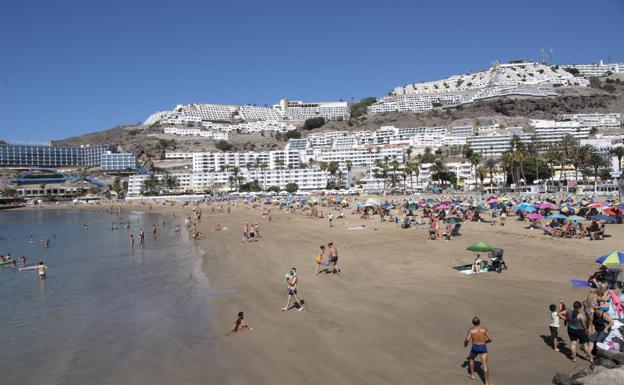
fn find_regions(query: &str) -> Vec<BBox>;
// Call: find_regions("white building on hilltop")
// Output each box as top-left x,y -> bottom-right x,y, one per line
273,98 -> 349,121
561,60 -> 623,78
561,113 -> 621,131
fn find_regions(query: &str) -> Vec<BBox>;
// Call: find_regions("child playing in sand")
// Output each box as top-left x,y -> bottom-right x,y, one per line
233,311 -> 252,332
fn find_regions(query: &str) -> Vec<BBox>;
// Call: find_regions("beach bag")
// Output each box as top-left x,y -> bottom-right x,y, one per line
315,255 -> 323,264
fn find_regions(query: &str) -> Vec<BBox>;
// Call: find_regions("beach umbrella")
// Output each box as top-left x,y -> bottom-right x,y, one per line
517,204 -> 536,213
435,203 -> 450,210
537,202 -> 555,210
444,217 -> 463,224
466,242 -> 493,252
603,208 -> 617,216
589,215 -> 616,222
595,251 -> 624,265
527,213 -> 543,220
566,215 -> 586,222
546,214 -> 567,220
588,202 -> 605,209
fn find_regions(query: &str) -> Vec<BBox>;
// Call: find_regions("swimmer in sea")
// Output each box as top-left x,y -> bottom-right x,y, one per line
35,262 -> 48,279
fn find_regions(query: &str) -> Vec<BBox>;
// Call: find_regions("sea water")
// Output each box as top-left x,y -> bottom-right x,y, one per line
0,209 -> 221,385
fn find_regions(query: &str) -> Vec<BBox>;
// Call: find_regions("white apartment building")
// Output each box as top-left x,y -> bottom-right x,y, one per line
393,62 -> 587,96
165,152 -> 194,159
312,146 -> 404,167
238,105 -> 283,121
451,126 -> 474,137
273,99 -> 350,121
127,168 -> 329,196
174,103 -> 237,122
561,113 -> 621,131
163,127 -> 229,140
561,60 -> 623,78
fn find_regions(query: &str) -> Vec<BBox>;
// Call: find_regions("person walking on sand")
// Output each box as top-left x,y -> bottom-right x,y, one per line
464,316 -> 492,385
328,212 -> 334,228
328,242 -> 340,274
282,268 -> 304,312
315,245 -> 326,274
562,301 -> 592,362
242,223 -> 249,243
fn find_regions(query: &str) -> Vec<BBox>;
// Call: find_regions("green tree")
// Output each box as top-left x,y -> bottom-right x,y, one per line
266,185 -> 280,193
285,182 -> 299,193
588,150 -> 609,192
140,174 -> 161,196
421,147 -> 436,163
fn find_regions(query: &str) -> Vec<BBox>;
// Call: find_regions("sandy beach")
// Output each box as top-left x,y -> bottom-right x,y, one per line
177,202 -> 622,385
21,201 -> 622,385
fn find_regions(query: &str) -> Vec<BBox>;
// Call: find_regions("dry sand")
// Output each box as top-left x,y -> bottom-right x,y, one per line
192,204 -> 623,385
26,202 -> 622,384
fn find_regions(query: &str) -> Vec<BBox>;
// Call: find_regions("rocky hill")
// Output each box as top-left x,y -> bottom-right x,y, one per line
52,80 -> 624,159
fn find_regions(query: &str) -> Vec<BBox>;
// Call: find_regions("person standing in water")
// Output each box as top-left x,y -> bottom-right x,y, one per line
152,224 -> 157,237
130,234 -> 135,247
35,262 -> 48,279
464,316 -> 492,385
139,228 -> 145,248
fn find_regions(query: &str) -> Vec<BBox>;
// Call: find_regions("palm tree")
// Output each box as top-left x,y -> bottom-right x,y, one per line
610,147 -> 624,171
588,150 -> 608,193
543,145 -> 560,191
571,144 -> 592,184
558,135 -> 578,190
345,160 -> 353,188
476,166 -> 487,192
405,146 -> 413,164
429,159 -> 448,188
390,158 -> 400,188
527,137 -> 542,188
469,153 -> 481,190
327,161 -> 340,183
484,158 -> 498,192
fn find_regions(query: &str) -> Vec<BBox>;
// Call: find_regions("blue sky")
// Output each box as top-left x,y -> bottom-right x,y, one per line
0,0 -> 622,142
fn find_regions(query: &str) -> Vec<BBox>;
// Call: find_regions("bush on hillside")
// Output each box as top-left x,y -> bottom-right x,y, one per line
303,117 -> 325,130
284,130 -> 301,139
215,140 -> 233,152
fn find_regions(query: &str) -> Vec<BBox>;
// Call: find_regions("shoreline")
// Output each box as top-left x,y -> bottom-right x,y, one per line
14,202 -> 624,384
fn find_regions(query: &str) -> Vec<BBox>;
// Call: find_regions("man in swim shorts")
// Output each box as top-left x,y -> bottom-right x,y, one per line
464,316 -> 492,385
282,268 -> 304,312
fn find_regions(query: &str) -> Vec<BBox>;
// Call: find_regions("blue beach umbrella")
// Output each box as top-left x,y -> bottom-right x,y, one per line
595,251 -> 624,265
589,215 -> 617,223
546,214 -> 567,220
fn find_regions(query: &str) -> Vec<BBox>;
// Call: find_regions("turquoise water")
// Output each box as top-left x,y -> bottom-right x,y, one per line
0,209 -> 221,385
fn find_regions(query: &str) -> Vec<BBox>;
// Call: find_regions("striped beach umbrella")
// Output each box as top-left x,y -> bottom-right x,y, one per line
595,251 -> 624,265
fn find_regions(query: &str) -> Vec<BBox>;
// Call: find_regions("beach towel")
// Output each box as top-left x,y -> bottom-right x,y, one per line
348,225 -> 366,230
571,279 -> 590,288
609,290 -> 624,318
